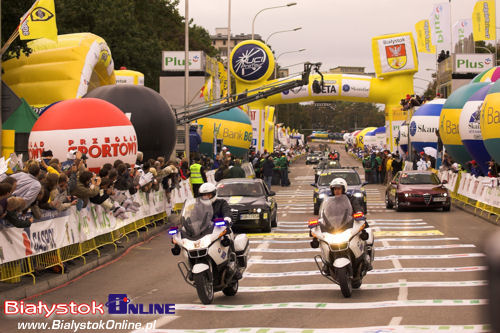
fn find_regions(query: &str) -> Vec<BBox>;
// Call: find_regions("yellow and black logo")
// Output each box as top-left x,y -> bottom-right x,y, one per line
31,7 -> 54,21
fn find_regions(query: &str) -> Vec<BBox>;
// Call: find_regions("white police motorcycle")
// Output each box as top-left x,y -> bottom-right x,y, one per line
169,198 -> 249,304
309,195 -> 374,297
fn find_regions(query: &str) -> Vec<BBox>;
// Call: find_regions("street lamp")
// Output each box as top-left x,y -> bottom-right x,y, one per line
251,2 -> 297,40
275,48 -> 306,79
266,27 -> 301,45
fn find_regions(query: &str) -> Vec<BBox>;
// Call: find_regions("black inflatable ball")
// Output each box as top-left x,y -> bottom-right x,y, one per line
84,85 -> 176,161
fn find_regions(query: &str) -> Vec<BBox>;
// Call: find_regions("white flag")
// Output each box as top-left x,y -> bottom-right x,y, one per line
452,19 -> 473,48
430,2 -> 452,53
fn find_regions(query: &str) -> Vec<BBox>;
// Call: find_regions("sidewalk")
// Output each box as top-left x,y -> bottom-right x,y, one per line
0,215 -> 177,303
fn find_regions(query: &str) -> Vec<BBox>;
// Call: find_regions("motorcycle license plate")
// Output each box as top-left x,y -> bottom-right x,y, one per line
240,213 -> 260,220
433,197 -> 446,202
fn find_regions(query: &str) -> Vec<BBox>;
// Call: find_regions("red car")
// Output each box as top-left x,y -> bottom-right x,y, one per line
385,171 -> 451,211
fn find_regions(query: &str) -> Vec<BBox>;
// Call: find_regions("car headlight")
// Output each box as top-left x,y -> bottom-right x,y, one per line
316,171 -> 321,175
353,192 -> 364,198
319,193 -> 327,199
251,208 -> 263,213
324,229 -> 352,244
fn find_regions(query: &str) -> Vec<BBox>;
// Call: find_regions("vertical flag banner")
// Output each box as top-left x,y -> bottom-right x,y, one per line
18,0 -> 58,41
472,0 -> 496,42
452,19 -> 473,47
430,2 -> 452,53
372,32 -> 418,77
415,19 -> 436,54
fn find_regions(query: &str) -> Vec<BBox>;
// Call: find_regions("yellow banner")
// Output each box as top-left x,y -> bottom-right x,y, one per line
472,0 -> 496,41
415,20 -> 436,54
19,0 -> 57,41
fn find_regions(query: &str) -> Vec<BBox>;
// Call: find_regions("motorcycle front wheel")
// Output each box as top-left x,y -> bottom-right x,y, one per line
336,267 -> 352,298
222,280 -> 239,296
194,272 -> 214,304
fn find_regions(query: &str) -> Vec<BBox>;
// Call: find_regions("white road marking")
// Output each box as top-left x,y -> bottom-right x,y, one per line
237,280 -> 487,292
243,266 -> 487,277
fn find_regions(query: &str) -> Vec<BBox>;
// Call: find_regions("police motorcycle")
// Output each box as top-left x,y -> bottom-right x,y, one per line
169,198 -> 249,304
308,195 -> 374,298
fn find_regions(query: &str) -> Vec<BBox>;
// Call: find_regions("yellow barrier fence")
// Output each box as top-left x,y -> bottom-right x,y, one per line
0,213 -> 167,285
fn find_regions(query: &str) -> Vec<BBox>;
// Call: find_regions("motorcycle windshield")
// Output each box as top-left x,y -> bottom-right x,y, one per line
320,195 -> 353,233
181,198 -> 214,239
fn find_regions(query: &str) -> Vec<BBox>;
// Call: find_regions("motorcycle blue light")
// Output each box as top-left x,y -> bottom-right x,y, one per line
214,220 -> 226,227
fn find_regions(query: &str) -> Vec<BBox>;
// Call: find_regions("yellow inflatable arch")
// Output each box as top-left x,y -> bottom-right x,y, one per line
229,33 -> 418,152
2,33 -> 115,113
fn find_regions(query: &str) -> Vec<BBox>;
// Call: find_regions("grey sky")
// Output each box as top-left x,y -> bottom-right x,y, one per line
177,0 -> 497,95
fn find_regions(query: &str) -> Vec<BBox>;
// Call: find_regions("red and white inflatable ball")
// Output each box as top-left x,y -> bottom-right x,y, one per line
29,98 -> 138,172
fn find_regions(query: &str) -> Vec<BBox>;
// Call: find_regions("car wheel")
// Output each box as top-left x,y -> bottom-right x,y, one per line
395,196 -> 402,212
385,193 -> 393,209
262,217 -> 272,233
271,213 -> 277,227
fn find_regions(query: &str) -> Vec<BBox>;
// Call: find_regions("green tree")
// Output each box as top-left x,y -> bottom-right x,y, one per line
1,0 -> 217,90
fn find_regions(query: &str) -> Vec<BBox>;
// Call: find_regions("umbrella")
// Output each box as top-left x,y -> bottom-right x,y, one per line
423,146 -> 437,158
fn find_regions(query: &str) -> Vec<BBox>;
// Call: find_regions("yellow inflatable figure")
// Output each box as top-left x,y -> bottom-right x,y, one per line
3,33 -> 115,113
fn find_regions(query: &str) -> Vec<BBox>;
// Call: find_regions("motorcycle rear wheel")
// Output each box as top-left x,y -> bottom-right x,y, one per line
336,267 -> 352,297
194,272 -> 214,304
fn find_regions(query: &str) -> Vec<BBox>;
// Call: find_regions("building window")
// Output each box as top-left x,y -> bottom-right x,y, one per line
223,40 -> 226,46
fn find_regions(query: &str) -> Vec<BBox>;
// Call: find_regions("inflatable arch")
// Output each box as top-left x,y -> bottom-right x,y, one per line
230,33 -> 418,152
2,33 -> 115,113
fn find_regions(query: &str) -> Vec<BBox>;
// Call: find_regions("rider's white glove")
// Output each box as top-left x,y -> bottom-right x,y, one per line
224,217 -> 232,224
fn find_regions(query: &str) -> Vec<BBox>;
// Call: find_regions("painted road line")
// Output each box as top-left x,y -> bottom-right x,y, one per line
272,228 -> 310,232
370,222 -> 429,225
243,266 -> 487,278
247,253 -> 485,264
374,226 -> 436,229
398,278 -> 408,302
376,237 -> 460,242
246,230 -> 445,238
377,244 -> 475,250
374,230 -> 444,236
250,239 -> 311,244
167,299 -> 487,312
132,325 -> 490,333
368,219 -> 424,222
238,280 -> 488,292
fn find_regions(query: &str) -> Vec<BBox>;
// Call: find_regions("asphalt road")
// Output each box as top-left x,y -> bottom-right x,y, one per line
2,144 -> 499,333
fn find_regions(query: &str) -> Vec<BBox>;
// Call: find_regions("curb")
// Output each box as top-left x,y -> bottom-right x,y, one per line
0,216 -> 176,302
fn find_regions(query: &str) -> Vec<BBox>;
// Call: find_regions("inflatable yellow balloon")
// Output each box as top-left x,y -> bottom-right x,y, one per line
356,127 -> 377,149
2,33 -> 115,113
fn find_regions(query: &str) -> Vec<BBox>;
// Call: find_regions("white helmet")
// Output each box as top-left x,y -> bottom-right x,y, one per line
329,177 -> 347,194
199,182 -> 217,203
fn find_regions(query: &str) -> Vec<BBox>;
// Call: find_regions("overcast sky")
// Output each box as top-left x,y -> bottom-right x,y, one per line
176,0 -> 497,95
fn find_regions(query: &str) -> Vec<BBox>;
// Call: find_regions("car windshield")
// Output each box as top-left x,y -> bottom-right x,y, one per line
217,182 -> 264,197
318,161 -> 340,169
318,172 -> 361,186
399,173 -> 441,185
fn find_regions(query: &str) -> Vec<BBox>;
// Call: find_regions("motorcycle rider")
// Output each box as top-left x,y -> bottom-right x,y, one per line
321,178 -> 374,271
198,182 -> 231,222
198,182 -> 242,279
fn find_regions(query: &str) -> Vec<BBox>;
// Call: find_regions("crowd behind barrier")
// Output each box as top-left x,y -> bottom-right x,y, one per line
0,144 -> 304,285
0,149 -> 192,285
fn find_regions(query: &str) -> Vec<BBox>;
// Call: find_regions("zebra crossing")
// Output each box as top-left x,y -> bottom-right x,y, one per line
138,181 -> 489,333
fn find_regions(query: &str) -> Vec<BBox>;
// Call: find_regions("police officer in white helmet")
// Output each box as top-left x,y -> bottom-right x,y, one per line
321,177 -> 374,271
198,182 -> 232,225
